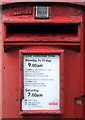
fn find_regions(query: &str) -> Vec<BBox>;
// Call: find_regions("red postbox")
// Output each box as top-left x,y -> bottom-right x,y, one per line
1,1 -> 85,119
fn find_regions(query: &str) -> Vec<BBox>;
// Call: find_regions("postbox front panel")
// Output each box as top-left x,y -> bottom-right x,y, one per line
2,2 -> 83,118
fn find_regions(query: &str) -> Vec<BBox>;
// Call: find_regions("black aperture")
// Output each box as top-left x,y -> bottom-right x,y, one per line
6,23 -> 78,37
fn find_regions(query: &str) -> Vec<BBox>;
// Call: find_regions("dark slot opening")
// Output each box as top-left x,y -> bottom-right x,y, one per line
6,24 -> 78,38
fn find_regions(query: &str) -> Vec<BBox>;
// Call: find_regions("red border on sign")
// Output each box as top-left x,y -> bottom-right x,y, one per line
19,46 -> 64,115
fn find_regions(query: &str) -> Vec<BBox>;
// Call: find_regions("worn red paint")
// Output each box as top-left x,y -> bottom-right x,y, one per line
1,1 -> 85,119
